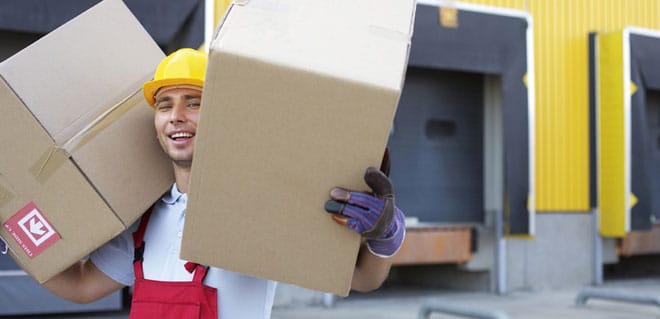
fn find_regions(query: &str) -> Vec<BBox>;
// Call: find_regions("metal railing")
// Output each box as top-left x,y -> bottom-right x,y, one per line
575,287 -> 660,309
418,301 -> 510,319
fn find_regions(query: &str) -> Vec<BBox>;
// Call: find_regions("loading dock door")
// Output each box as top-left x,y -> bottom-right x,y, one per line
630,34 -> 660,231
389,68 -> 484,223
645,90 -> 660,218
395,1 -> 535,235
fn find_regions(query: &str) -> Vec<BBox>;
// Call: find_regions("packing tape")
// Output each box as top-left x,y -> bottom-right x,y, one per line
30,88 -> 143,184
29,146 -> 71,184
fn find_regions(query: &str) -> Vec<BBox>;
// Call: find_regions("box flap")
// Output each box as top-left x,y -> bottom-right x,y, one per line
0,0 -> 173,225
215,0 -> 415,92
0,0 -> 160,146
72,93 -> 173,225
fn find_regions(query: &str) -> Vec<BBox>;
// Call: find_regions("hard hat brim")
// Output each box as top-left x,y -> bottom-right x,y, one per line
143,78 -> 204,108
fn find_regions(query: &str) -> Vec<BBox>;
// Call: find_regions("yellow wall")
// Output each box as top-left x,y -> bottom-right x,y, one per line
214,0 -> 233,25
460,0 -> 660,211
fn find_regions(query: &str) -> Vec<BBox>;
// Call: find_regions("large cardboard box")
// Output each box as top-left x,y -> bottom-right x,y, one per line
0,0 -> 172,283
182,0 -> 415,296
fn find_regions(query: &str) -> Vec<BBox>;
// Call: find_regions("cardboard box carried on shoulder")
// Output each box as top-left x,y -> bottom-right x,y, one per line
182,0 -> 416,296
0,0 -> 172,283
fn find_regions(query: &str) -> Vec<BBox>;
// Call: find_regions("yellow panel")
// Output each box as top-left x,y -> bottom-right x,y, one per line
199,0 -> 233,51
530,0 -> 660,211
214,0 -> 233,26
458,0 -> 526,10
455,0 -> 660,211
598,31 -> 627,237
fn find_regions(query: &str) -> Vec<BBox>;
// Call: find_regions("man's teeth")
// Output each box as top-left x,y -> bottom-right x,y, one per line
171,132 -> 194,139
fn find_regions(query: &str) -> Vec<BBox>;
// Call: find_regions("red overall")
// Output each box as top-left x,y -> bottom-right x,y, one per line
128,207 -> 218,319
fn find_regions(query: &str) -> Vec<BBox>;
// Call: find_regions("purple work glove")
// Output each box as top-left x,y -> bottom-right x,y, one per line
325,167 -> 406,257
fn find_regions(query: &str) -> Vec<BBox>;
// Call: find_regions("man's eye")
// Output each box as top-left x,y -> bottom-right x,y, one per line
157,104 -> 173,111
187,103 -> 201,108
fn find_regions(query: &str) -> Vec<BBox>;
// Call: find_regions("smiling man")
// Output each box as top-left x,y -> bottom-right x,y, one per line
39,48 -> 406,319
152,86 -> 201,193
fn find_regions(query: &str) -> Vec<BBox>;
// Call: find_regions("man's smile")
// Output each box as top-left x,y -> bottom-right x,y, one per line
169,131 -> 195,141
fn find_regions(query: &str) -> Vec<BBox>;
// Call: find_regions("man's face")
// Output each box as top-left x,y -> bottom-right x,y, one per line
153,86 -> 202,167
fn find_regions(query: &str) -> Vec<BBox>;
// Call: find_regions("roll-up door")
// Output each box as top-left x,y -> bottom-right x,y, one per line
392,1 -> 534,235
389,68 -> 484,223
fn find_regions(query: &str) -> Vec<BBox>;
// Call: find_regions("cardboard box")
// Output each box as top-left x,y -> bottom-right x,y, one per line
0,0 -> 172,283
182,0 -> 415,296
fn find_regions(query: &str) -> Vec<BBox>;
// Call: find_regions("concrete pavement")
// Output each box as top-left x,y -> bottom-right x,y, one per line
9,279 -> 660,319
272,279 -> 660,319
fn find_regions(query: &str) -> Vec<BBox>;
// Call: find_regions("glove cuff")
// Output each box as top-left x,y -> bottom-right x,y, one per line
366,213 -> 405,258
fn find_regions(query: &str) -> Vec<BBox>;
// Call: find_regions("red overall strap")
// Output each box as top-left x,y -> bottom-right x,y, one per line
133,207 -> 154,248
132,206 -> 209,282
185,262 -> 209,283
132,206 -> 154,280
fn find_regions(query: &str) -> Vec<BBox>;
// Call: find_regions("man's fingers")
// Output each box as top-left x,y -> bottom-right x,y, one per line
330,213 -> 349,226
329,187 -> 351,202
324,200 -> 345,214
325,167 -> 399,240
364,167 -> 393,198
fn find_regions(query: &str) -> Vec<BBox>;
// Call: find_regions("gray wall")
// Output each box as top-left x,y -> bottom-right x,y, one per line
506,213 -> 595,291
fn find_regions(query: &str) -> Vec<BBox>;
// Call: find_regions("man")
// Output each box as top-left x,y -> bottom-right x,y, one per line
41,48 -> 405,319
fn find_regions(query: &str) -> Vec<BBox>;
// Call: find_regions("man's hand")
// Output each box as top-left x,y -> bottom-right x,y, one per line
0,236 -> 7,255
325,167 -> 405,257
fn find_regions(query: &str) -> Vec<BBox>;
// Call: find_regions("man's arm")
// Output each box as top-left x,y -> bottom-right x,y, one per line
351,243 -> 393,292
326,167 -> 406,293
42,259 -> 124,304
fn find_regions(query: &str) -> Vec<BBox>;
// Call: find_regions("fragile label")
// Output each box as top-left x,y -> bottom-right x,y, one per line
3,202 -> 60,259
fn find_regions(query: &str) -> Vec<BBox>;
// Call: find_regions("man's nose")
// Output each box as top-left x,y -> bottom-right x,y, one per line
169,103 -> 186,123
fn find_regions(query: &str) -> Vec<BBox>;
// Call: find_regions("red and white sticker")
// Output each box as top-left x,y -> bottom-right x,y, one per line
3,202 -> 60,259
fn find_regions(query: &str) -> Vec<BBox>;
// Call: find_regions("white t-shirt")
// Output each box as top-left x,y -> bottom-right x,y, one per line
90,184 -> 277,319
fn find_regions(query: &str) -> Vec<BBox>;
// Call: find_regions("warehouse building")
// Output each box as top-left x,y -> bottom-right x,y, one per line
1,0 -> 660,315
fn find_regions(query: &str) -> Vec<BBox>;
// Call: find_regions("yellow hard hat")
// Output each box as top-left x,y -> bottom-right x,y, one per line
143,48 -> 208,107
